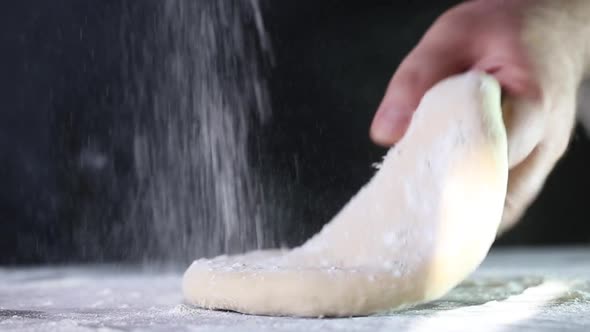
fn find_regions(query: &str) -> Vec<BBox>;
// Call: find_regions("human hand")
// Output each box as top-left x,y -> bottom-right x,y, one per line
370,0 -> 590,232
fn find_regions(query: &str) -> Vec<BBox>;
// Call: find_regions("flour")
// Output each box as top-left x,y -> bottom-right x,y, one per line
2,252 -> 590,331
126,0 -> 275,261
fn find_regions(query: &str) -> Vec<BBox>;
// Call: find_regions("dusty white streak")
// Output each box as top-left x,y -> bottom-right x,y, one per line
128,0 -> 274,262
401,281 -> 570,332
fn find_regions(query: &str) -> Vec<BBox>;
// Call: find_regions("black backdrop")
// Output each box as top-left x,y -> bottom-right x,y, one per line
1,0 -> 589,264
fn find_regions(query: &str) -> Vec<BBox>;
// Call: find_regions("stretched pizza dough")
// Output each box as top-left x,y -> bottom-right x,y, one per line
183,71 -> 509,317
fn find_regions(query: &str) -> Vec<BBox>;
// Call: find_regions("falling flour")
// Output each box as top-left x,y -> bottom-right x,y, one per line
126,0 -> 275,262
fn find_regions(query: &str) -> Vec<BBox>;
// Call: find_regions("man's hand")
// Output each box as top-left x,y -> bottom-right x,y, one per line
370,0 -> 590,233
370,0 -> 538,145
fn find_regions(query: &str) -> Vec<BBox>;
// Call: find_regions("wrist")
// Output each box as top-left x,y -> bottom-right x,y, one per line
522,0 -> 590,80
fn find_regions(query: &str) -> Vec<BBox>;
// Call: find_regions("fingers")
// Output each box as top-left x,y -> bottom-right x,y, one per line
370,3 -> 542,148
370,48 -> 468,146
498,90 -> 577,234
499,142 -> 568,234
370,48 -> 540,148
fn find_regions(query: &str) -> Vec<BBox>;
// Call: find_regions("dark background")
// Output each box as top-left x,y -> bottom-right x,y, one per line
1,0 -> 589,265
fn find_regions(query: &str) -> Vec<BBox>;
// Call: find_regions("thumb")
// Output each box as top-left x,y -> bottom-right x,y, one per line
370,49 -> 468,146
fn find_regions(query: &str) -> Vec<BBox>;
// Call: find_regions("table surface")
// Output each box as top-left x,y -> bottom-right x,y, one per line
1,247 -> 589,332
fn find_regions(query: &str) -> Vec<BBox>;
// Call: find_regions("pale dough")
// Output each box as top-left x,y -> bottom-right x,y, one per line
183,71 -> 509,317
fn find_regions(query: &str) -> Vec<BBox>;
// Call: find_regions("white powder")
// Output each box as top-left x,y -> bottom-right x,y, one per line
126,0 -> 275,262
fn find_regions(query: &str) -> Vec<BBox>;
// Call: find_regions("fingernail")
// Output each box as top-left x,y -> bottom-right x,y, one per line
371,110 -> 409,146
